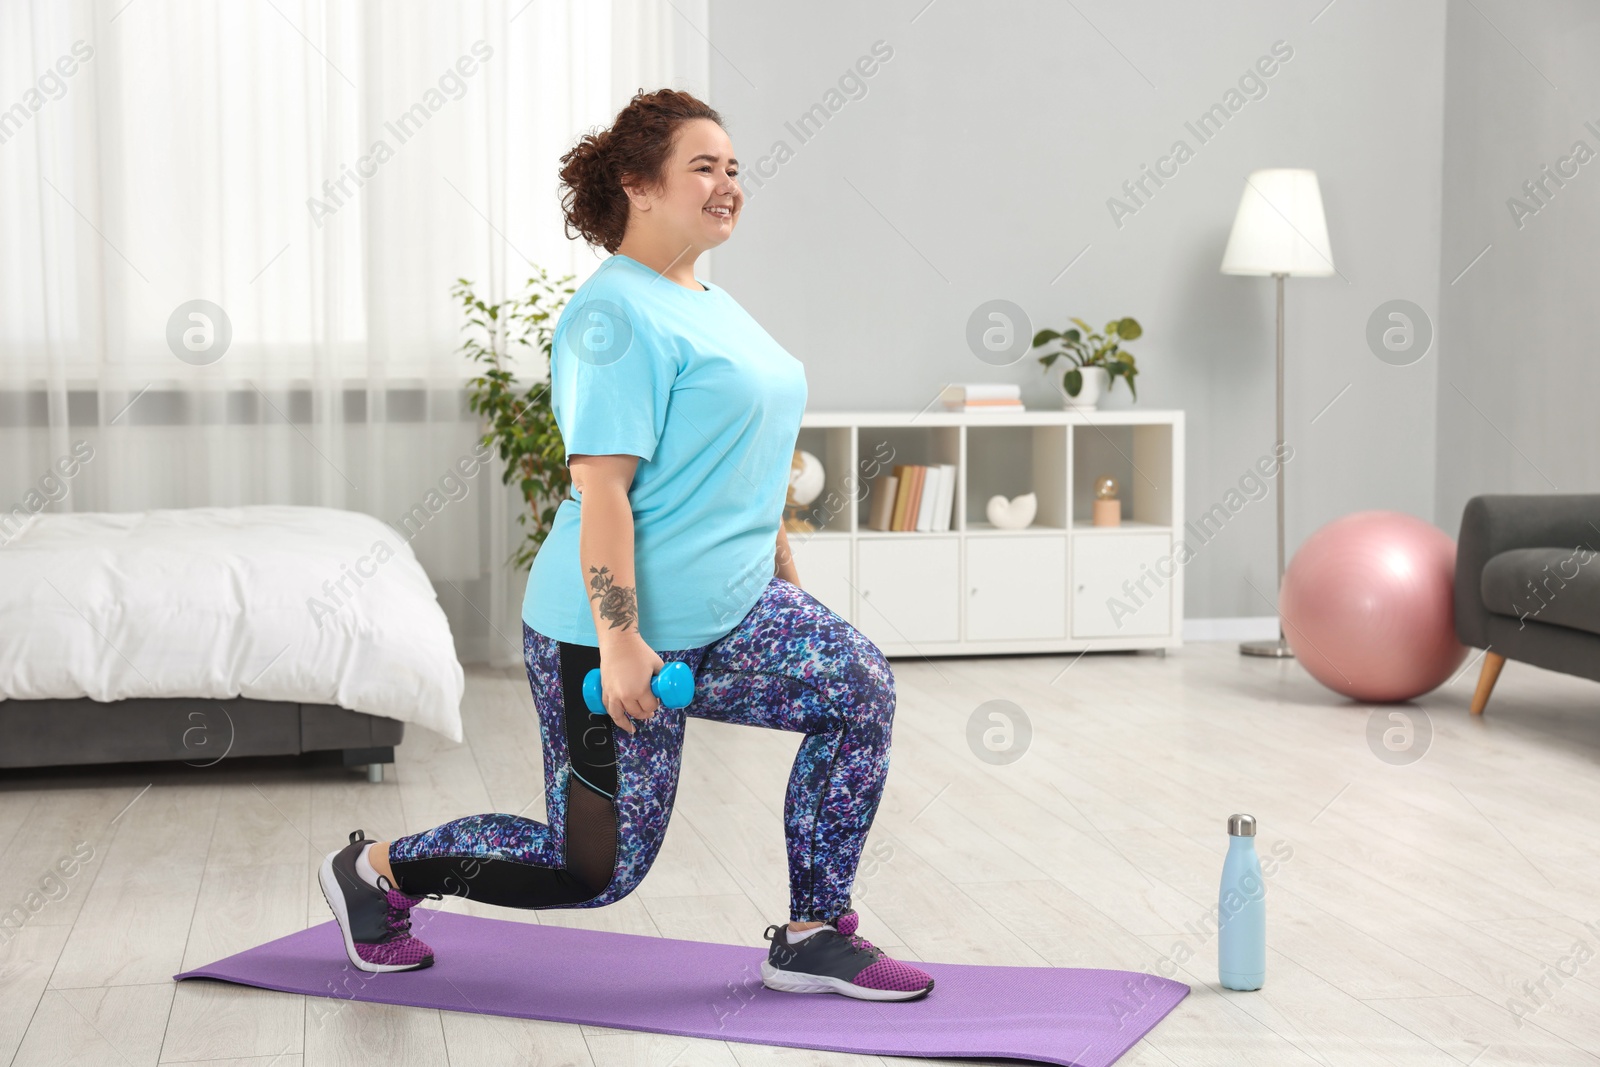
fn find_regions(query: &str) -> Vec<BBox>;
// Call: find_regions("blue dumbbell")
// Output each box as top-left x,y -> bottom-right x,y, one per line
583,661 -> 695,716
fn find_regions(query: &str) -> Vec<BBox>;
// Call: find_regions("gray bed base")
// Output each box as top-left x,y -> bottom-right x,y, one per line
0,696 -> 404,783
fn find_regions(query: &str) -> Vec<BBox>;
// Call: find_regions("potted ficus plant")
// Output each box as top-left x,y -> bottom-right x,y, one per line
454,265 -> 577,570
1033,317 -> 1142,409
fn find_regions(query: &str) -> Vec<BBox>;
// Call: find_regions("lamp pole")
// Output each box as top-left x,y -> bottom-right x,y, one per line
1242,271 -> 1294,658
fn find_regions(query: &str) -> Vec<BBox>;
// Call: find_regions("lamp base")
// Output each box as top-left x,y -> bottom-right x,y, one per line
1240,637 -> 1295,658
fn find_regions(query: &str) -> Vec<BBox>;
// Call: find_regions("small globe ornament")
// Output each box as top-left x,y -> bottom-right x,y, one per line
786,450 -> 825,532
1094,475 -> 1119,500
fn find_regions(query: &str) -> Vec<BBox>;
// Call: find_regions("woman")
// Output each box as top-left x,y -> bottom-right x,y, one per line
319,88 -> 932,1002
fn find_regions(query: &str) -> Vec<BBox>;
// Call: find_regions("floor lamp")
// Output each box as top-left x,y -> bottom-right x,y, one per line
1220,169 -> 1335,658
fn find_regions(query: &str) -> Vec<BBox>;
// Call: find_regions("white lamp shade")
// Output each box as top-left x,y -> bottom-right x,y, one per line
1220,168 -> 1335,276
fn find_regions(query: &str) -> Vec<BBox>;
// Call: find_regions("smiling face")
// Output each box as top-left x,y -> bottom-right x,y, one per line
622,117 -> 742,256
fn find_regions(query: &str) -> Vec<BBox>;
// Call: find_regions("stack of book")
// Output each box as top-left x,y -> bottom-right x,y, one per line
938,383 -> 1025,412
866,463 -> 957,532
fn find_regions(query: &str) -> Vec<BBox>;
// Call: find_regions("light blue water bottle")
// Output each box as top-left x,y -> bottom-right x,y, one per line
1217,813 -> 1265,990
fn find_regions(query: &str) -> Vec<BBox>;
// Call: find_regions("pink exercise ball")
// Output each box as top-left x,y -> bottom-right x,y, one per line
1279,510 -> 1467,703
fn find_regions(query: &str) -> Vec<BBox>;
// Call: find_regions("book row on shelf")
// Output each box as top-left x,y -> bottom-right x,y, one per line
865,463 -> 957,532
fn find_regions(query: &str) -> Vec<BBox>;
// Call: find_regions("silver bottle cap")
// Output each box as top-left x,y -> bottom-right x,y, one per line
1228,813 -> 1256,837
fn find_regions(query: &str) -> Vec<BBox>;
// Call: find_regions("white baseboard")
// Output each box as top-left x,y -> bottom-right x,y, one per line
1183,616 -> 1280,643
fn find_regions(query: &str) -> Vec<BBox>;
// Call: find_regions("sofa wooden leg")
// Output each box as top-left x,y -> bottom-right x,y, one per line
1470,651 -> 1506,715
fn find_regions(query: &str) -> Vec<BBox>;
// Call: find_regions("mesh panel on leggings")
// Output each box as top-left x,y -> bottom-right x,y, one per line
565,775 -> 618,896
386,636 -> 620,909
556,638 -> 619,898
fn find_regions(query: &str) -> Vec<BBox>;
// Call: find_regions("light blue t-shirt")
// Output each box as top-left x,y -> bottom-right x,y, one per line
522,253 -> 808,650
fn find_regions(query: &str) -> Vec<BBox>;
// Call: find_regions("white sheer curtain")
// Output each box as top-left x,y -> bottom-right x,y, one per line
0,0 -> 710,667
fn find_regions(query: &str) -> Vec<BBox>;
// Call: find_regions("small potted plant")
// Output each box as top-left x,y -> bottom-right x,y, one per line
1033,317 -> 1141,409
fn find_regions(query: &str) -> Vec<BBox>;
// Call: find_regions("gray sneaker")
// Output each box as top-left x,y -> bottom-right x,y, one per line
760,910 -> 934,1001
318,829 -> 440,973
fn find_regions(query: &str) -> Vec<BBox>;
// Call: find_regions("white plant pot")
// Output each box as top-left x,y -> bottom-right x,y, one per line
1057,365 -> 1108,410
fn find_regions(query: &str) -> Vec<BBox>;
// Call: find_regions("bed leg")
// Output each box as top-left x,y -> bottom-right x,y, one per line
343,745 -> 394,784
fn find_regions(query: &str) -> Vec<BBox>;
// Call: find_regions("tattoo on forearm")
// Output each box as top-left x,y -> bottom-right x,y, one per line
588,565 -> 639,633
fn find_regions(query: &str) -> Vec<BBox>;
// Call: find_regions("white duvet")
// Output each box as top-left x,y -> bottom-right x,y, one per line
0,506 -> 465,743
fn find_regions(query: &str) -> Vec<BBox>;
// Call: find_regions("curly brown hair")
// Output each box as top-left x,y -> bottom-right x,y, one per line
558,88 -> 725,254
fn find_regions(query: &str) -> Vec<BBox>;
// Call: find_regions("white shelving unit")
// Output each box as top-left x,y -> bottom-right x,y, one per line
786,409 -> 1185,657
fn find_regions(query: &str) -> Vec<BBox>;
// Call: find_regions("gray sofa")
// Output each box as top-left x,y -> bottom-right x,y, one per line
1455,493 -> 1600,713
0,696 -> 404,782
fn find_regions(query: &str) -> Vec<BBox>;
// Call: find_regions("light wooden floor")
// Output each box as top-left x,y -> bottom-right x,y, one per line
3,640 -> 1599,1066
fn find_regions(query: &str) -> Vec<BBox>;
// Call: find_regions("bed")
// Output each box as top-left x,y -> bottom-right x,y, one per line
0,505 -> 466,782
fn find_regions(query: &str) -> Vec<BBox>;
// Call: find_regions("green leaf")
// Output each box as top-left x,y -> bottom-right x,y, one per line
1065,368 -> 1082,396
1032,329 -> 1061,347
1118,317 -> 1142,340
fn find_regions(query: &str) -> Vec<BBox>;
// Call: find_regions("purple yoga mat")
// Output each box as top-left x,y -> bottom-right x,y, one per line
174,909 -> 1188,1066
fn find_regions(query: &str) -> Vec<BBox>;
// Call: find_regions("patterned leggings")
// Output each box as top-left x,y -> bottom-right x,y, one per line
388,576 -> 895,923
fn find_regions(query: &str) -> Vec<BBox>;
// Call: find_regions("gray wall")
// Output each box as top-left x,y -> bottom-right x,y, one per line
1437,0 -> 1600,527
706,0 -> 1448,624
